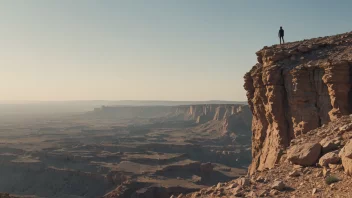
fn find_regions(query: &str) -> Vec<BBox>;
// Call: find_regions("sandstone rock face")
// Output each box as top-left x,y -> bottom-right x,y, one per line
222,105 -> 252,135
287,142 -> 321,166
244,32 -> 352,174
184,104 -> 251,125
339,140 -> 352,176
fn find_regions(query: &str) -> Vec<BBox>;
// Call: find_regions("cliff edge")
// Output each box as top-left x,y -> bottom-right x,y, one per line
176,31 -> 352,198
244,31 -> 352,174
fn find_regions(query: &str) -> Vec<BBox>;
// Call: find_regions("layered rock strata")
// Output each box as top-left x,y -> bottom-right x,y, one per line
178,104 -> 250,124
244,32 -> 352,174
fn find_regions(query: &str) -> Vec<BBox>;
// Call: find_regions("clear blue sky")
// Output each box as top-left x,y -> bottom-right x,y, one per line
0,1 -> 351,101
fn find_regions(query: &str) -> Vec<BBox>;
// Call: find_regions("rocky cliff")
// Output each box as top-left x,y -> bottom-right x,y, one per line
177,31 -> 352,198
177,104 -> 250,125
244,31 -> 352,174
89,104 -> 252,134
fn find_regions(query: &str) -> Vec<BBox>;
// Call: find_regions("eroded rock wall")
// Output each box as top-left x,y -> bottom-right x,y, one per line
244,32 -> 352,174
181,104 -> 250,124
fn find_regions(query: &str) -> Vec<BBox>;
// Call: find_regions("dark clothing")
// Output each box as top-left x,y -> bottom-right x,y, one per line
279,28 -> 284,44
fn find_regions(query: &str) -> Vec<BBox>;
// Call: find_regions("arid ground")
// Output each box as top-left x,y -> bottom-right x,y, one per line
0,103 -> 251,198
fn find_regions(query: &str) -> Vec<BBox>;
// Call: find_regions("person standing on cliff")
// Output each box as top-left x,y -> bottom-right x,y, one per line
278,26 -> 284,44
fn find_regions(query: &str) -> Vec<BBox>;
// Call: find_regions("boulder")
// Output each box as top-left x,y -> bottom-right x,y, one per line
339,140 -> 352,176
340,157 -> 352,176
318,151 -> 341,167
319,137 -> 341,154
271,180 -> 285,191
339,140 -> 352,158
287,143 -> 321,166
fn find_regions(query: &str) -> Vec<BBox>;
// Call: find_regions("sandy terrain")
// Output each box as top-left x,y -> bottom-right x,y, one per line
0,105 -> 251,198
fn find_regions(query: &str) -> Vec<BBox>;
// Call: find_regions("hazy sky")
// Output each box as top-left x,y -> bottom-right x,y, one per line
1,1 -> 351,101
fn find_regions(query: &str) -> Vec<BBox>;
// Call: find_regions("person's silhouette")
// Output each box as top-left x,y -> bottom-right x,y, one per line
278,26 -> 284,44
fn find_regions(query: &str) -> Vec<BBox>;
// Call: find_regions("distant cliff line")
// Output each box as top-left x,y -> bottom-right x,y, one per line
88,104 -> 250,122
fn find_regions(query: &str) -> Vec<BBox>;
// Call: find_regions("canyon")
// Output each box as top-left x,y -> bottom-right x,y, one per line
0,103 -> 252,198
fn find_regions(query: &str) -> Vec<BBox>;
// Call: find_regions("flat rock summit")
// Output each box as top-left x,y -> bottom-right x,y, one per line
177,31 -> 352,197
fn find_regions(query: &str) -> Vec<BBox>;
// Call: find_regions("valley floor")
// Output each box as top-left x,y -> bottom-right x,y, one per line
0,113 -> 251,198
